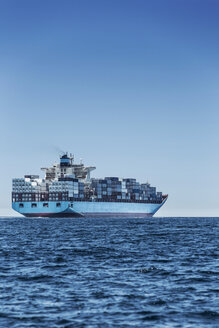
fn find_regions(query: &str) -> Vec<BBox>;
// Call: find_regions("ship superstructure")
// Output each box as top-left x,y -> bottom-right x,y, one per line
12,153 -> 168,217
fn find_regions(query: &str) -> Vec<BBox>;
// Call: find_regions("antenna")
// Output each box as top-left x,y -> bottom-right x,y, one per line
69,153 -> 74,165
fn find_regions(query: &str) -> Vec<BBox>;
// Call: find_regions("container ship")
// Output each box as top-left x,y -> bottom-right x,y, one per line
12,153 -> 168,218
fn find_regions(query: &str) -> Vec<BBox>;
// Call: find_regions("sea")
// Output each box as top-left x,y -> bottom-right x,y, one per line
0,217 -> 218,328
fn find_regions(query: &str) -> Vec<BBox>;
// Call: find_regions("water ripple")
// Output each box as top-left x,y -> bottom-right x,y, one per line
0,217 -> 218,327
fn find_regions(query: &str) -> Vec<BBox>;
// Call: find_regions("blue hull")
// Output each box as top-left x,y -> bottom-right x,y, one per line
12,197 -> 167,218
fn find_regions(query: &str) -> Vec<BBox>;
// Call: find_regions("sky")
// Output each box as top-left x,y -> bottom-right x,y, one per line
0,0 -> 219,216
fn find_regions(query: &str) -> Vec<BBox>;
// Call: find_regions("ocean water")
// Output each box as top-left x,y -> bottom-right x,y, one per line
0,217 -> 218,328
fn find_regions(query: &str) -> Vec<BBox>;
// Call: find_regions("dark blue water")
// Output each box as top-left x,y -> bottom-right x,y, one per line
0,217 -> 218,328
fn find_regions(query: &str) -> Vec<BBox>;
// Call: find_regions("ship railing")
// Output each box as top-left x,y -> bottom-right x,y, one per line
73,198 -> 163,204
12,192 -> 165,204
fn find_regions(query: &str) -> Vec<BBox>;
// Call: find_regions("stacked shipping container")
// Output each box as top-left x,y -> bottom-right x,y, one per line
12,176 -> 162,204
89,177 -> 162,202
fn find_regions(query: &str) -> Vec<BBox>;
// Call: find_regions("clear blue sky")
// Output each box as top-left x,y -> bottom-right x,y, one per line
1,0 -> 219,216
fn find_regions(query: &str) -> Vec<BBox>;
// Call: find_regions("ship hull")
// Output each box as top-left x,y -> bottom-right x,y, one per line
12,197 -> 167,218
23,212 -> 152,218
24,212 -> 83,218
80,212 -> 153,218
